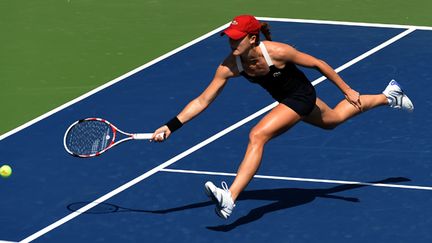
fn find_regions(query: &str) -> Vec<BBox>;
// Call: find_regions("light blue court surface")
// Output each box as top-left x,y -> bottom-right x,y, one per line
1,19 -> 432,243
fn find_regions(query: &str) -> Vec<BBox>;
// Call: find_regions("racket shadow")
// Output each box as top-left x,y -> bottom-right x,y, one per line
66,177 -> 410,231
66,201 -> 213,214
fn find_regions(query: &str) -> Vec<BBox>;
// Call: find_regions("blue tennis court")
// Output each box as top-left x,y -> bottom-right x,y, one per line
1,18 -> 432,243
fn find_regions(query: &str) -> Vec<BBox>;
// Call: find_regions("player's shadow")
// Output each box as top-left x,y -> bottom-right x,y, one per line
67,177 -> 409,232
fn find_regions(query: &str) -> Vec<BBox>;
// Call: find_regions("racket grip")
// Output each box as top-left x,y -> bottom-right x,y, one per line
133,132 -> 165,140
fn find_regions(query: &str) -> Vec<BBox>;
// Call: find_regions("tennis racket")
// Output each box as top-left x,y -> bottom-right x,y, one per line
63,118 -> 164,158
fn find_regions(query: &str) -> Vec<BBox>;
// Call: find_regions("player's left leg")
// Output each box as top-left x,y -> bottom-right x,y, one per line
303,94 -> 388,129
304,80 -> 414,129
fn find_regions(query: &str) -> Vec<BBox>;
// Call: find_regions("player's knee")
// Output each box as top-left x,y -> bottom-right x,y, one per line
249,128 -> 271,145
320,112 -> 343,130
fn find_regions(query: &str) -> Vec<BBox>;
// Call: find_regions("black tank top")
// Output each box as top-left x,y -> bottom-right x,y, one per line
237,42 -> 311,102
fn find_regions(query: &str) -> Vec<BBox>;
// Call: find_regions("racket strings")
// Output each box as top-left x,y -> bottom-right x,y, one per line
65,121 -> 114,155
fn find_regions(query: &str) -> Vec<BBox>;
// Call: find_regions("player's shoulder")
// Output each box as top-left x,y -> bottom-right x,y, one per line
221,53 -> 237,67
262,40 -> 297,60
218,54 -> 240,78
262,40 -> 295,50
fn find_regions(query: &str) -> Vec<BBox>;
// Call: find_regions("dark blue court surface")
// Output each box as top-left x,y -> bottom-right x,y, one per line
1,20 -> 432,243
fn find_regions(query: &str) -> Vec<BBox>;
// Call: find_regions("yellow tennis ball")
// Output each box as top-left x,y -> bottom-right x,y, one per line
0,165 -> 12,178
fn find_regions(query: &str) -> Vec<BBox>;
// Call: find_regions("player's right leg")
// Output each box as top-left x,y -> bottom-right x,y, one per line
205,103 -> 301,219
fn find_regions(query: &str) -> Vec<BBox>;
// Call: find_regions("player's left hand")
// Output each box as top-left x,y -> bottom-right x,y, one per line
344,88 -> 362,111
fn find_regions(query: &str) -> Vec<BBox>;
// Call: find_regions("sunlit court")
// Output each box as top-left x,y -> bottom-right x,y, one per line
1,18 -> 432,242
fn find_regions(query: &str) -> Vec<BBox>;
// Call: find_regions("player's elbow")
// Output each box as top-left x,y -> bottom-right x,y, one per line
314,59 -> 328,69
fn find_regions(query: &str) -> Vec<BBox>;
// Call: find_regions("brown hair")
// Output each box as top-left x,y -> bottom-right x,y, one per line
250,22 -> 272,45
260,22 -> 272,41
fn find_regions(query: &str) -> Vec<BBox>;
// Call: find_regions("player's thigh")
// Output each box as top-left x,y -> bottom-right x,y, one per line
250,103 -> 302,142
302,98 -> 338,129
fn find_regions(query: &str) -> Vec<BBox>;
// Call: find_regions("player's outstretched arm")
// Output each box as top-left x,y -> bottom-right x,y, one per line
152,62 -> 235,142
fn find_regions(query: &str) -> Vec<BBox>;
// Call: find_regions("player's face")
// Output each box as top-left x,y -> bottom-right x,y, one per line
229,35 -> 256,56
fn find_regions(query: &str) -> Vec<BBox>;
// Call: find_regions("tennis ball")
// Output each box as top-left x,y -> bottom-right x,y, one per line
0,164 -> 12,178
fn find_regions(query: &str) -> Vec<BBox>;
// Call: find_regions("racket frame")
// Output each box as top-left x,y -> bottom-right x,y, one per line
63,118 -> 156,158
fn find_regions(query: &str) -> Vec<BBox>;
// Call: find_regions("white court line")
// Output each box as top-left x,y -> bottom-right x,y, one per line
310,27 -> 416,85
0,240 -> 19,243
19,26 -> 416,243
257,17 -> 432,31
161,168 -> 432,191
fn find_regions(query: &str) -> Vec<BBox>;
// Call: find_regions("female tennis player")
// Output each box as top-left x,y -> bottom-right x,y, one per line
152,15 -> 413,219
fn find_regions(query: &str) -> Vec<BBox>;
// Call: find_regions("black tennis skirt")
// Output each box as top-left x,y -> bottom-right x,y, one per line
279,80 -> 316,116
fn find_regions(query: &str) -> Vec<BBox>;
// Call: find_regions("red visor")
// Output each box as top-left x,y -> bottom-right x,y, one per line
223,15 -> 261,40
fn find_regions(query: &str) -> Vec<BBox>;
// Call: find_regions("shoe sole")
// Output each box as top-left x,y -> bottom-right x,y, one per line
204,182 -> 228,219
403,93 -> 414,111
204,183 -> 219,204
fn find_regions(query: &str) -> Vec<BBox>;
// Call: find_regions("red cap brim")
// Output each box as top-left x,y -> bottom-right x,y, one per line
223,28 -> 248,40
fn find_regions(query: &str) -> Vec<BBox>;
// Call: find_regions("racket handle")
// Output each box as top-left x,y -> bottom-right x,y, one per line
133,132 -> 165,140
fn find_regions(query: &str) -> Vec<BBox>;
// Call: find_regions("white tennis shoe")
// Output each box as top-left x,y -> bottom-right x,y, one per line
382,80 -> 414,112
204,181 -> 235,219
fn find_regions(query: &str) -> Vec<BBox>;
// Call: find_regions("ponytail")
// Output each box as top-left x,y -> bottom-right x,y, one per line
260,22 -> 272,41
247,21 -> 272,45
